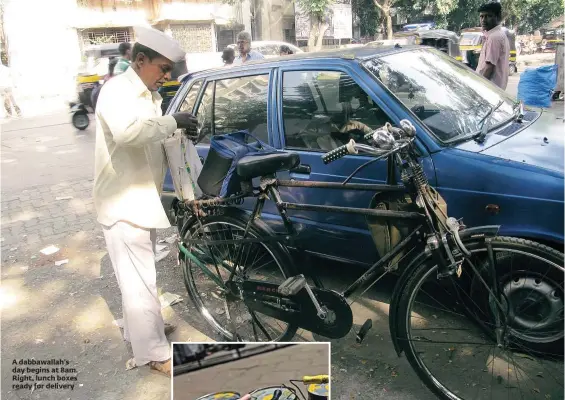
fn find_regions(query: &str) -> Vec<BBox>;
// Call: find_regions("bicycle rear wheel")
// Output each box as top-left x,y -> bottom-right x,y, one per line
395,236 -> 564,399
181,209 -> 298,342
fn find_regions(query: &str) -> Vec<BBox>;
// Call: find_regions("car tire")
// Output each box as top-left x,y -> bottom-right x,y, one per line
72,112 -> 89,130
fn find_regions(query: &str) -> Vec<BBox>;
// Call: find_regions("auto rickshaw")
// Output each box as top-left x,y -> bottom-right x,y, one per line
415,29 -> 462,60
76,43 -> 123,108
459,27 -> 517,74
70,43 -> 123,130
158,59 -> 188,115
373,30 -> 462,60
540,28 -> 565,52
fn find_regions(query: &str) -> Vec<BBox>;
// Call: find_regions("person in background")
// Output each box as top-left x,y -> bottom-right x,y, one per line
222,48 -> 235,66
93,26 -> 198,377
476,2 -> 510,89
114,42 -> 132,75
279,45 -> 294,56
0,61 -> 22,118
91,57 -> 118,111
233,31 -> 264,65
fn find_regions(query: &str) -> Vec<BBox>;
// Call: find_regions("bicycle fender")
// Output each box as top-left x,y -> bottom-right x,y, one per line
389,250 -> 430,357
388,224 -> 501,356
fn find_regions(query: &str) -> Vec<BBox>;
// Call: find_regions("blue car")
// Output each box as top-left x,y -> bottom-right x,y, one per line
161,46 -> 564,267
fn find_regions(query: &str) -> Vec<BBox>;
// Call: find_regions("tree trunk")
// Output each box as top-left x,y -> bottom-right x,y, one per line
307,19 -> 317,51
315,21 -> 328,51
385,12 -> 392,39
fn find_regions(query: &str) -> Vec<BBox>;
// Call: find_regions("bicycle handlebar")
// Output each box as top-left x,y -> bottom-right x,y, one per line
302,375 -> 329,384
322,119 -> 417,165
321,139 -> 357,164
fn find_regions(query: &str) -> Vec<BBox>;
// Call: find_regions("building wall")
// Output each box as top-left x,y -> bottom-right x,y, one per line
170,23 -> 214,53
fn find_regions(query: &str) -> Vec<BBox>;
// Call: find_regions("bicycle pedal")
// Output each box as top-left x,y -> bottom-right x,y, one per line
278,275 -> 306,296
356,319 -> 373,344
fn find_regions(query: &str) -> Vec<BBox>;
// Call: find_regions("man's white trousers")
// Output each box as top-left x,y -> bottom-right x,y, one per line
102,221 -> 170,365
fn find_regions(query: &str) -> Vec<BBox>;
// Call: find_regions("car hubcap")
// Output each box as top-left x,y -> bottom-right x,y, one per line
492,275 -> 563,344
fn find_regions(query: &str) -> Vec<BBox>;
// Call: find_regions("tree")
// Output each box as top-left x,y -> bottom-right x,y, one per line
501,0 -> 564,34
295,0 -> 334,51
352,0 -> 380,37
395,0 -> 458,29
373,0 -> 394,39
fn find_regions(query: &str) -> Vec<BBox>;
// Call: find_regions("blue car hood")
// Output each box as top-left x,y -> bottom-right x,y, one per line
456,111 -> 565,175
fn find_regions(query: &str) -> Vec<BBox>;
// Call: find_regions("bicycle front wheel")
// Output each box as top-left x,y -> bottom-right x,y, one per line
181,209 -> 298,342
395,236 -> 564,399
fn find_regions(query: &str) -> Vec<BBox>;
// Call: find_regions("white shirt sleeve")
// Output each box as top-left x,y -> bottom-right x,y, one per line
97,84 -> 178,147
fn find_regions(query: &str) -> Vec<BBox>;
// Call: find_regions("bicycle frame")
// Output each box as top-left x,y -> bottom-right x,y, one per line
177,174 -> 428,304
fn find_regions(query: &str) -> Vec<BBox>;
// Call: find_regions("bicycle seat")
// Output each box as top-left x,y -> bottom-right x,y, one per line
236,152 -> 300,179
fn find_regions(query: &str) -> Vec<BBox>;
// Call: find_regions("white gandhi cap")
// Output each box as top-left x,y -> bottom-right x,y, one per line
133,26 -> 186,63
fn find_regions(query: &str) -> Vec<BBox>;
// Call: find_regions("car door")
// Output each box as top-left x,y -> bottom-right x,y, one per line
172,69 -> 283,217
163,78 -> 205,194
273,64 -> 435,265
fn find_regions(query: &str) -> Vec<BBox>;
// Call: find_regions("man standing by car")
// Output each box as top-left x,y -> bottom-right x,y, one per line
93,26 -> 198,376
476,2 -> 510,89
233,31 -> 264,65
114,42 -> 132,75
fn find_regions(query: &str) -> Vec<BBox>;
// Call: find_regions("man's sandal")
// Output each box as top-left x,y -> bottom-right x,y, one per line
164,323 -> 176,336
149,358 -> 171,376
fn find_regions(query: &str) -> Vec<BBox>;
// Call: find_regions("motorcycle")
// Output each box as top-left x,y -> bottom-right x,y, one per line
193,375 -> 329,400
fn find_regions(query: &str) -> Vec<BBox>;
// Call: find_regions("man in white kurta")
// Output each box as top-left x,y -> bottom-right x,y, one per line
93,26 -> 198,375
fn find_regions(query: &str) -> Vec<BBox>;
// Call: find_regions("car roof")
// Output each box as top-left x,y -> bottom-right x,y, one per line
181,45 -> 421,82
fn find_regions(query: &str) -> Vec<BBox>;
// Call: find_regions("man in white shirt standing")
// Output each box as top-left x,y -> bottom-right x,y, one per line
93,26 -> 198,376
0,62 -> 22,118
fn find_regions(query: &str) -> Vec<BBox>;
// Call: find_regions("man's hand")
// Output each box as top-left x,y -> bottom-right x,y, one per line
172,112 -> 198,133
340,120 -> 372,134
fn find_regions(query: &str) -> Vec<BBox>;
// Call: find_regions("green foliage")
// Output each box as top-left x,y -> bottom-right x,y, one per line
296,0 -> 335,18
352,0 -> 380,36
397,0 -> 562,33
502,0 -> 564,33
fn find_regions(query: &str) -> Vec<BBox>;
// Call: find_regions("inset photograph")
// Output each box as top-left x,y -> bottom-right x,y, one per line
172,343 -> 330,400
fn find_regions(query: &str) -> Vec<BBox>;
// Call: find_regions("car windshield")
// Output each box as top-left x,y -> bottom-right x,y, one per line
362,48 -> 515,142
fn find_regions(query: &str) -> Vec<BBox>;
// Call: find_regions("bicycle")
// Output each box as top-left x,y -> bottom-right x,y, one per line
193,375 -> 329,400
174,120 -> 564,399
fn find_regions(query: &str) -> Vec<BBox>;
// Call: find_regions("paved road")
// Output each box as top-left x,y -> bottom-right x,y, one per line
173,344 -> 329,399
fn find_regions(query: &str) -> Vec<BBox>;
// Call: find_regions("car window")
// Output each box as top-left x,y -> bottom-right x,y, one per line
363,49 -> 514,142
214,74 -> 270,143
178,79 -> 203,113
194,81 -> 214,144
282,70 -> 393,151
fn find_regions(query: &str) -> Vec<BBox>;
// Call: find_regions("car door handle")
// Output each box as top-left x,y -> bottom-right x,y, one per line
199,156 -> 205,164
290,164 -> 311,174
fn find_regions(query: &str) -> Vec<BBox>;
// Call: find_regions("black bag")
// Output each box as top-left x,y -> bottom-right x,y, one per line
197,130 -> 277,198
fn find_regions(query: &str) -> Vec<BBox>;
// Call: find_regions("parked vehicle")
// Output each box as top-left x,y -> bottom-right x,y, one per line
227,41 -> 303,58
402,22 -> 435,31
371,29 -> 462,61
540,28 -> 565,51
157,60 -> 189,115
173,343 -> 207,365
161,46 -> 564,267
